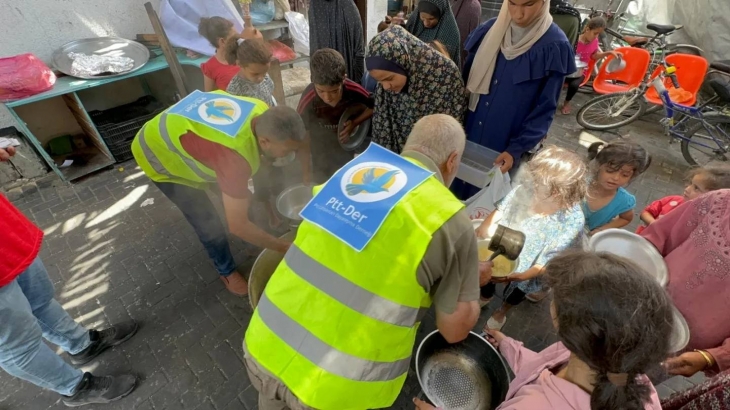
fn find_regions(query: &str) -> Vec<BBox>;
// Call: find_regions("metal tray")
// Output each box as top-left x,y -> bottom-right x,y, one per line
338,104 -> 370,151
589,229 -> 669,287
670,305 -> 690,353
52,37 -> 150,79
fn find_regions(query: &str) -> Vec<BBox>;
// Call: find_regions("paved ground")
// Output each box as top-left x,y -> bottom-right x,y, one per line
0,92 -> 698,410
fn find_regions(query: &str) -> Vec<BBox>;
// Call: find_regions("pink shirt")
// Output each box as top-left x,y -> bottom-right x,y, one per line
497,339 -> 661,410
575,38 -> 599,64
641,190 -> 730,373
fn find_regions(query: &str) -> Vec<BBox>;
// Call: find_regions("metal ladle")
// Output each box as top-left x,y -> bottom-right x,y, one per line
487,225 -> 525,262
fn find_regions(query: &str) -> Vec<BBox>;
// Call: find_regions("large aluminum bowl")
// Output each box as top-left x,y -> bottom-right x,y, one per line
275,184 -> 313,229
416,331 -> 511,410
52,37 -> 150,79
248,231 -> 296,309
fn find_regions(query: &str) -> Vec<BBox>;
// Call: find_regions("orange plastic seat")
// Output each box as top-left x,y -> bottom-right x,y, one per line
593,47 -> 651,94
579,59 -> 597,88
645,53 -> 709,106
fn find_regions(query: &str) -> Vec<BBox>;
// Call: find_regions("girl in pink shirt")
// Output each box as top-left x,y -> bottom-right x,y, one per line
560,17 -> 619,115
415,251 -> 671,410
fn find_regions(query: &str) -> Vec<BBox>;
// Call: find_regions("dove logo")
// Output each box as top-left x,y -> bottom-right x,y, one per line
341,162 -> 408,203
198,99 -> 242,125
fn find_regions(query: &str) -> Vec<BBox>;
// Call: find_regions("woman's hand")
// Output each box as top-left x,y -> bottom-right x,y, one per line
494,152 -> 514,174
479,261 -> 494,286
0,147 -> 16,161
664,352 -> 710,377
484,328 -> 507,349
413,397 -> 439,410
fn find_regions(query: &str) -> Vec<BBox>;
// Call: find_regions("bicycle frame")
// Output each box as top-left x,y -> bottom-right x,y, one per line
652,75 -> 730,151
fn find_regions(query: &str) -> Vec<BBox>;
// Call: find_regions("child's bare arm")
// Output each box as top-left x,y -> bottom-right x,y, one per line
640,210 -> 656,225
590,210 -> 635,234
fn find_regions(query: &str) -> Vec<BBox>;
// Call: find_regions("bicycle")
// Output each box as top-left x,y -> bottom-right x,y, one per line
580,52 -> 730,166
650,64 -> 730,166
576,24 -> 708,131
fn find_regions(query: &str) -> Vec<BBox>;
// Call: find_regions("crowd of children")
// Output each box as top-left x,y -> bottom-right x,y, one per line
192,14 -> 726,410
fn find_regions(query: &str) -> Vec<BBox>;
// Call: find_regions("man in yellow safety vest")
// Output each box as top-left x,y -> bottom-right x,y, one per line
243,114 -> 484,410
132,90 -> 309,296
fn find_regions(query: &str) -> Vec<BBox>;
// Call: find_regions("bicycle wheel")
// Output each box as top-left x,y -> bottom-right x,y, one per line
680,113 -> 730,166
576,91 -> 647,131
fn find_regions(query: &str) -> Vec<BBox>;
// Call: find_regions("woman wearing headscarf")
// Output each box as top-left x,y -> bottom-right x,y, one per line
405,0 -> 462,67
366,25 -> 466,154
309,0 -> 366,83
452,0 -> 575,199
450,0 -> 482,65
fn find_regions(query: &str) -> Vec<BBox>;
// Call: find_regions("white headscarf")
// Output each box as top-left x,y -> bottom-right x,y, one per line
466,0 -> 553,110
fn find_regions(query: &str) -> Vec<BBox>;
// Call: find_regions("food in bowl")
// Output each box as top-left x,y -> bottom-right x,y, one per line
477,241 -> 516,277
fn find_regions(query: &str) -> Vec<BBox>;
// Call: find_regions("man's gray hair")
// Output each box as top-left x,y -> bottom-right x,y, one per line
255,106 -> 306,142
403,114 -> 466,165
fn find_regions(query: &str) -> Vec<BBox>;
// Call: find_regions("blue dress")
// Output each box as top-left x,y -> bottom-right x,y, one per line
497,186 -> 585,295
452,19 -> 575,200
582,187 -> 636,231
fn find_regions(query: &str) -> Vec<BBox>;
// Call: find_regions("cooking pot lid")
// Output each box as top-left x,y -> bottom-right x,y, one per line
338,104 -> 371,151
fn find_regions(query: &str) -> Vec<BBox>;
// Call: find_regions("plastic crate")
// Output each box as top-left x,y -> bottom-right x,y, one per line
107,139 -> 134,162
457,140 -> 500,188
89,96 -> 162,126
96,110 -> 160,145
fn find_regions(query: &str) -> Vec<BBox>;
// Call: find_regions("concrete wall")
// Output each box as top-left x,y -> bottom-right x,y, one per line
366,0 -> 388,42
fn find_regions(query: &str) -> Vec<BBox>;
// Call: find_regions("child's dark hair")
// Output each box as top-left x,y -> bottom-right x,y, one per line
588,140 -> 651,180
428,40 -> 450,59
378,20 -> 390,32
310,49 -> 346,86
545,251 -> 674,410
198,17 -> 233,48
688,161 -> 730,190
584,16 -> 607,32
224,38 -> 272,66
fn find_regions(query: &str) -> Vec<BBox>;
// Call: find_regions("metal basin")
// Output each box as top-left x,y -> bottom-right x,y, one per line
568,57 -> 588,78
416,331 -> 511,410
275,184 -> 313,229
248,231 -> 296,309
52,37 -> 150,79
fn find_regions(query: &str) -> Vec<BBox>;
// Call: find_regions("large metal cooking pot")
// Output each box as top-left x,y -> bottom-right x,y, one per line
567,57 -> 588,79
276,184 -> 314,229
416,331 -> 511,410
248,231 -> 296,309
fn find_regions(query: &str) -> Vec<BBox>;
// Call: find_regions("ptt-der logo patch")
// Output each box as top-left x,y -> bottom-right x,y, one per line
198,98 -> 241,125
340,161 -> 408,203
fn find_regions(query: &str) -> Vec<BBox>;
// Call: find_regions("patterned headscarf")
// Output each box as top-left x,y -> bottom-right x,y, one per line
366,26 -> 466,154
405,0 -> 462,67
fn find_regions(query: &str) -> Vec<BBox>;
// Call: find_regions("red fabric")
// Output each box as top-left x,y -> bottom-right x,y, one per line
0,195 -> 43,287
641,190 -> 730,373
268,40 -> 296,62
200,57 -> 240,91
636,195 -> 685,234
179,131 -> 252,198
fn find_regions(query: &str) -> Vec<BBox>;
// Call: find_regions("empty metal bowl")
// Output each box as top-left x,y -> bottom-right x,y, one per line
606,54 -> 627,73
416,331 -> 511,410
276,184 -> 313,228
338,104 -> 371,151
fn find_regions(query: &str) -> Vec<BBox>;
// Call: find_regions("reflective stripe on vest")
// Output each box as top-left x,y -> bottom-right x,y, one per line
257,293 -> 411,382
136,113 -> 212,181
245,163 -> 465,410
282,245 -> 428,327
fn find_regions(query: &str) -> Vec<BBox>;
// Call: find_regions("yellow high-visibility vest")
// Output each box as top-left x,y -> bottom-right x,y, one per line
132,90 -> 267,188
245,157 -> 464,410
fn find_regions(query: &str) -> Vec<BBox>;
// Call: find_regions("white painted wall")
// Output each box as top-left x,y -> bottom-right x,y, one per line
366,0 -> 388,42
